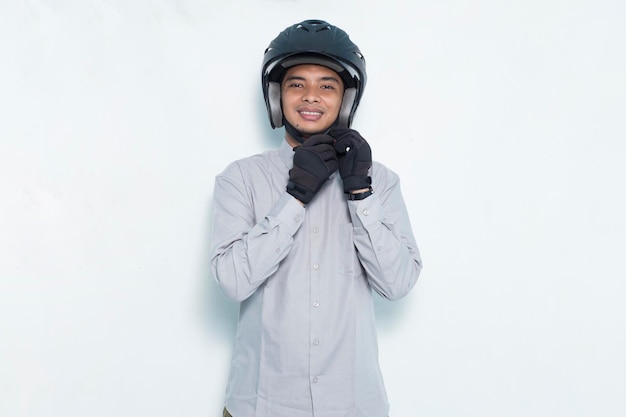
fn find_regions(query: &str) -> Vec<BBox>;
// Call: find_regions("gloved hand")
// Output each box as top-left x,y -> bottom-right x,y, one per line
330,128 -> 372,193
286,134 -> 338,205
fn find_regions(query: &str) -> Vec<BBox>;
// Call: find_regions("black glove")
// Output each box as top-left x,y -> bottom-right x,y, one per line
286,134 -> 338,204
330,128 -> 372,193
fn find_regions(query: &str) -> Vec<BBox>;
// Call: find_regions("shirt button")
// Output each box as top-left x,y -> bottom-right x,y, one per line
313,301 -> 320,308
363,209 -> 370,216
312,226 -> 319,233
275,247 -> 281,253
294,214 -> 302,222
312,263 -> 319,270
312,377 -> 319,383
313,339 -> 320,345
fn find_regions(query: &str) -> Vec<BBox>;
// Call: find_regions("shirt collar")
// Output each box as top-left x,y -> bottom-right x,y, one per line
278,138 -> 295,169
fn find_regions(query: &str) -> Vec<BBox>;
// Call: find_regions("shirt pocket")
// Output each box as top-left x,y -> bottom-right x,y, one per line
337,223 -> 363,279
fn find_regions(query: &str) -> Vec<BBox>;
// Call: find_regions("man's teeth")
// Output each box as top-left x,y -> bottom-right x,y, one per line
300,111 -> 321,116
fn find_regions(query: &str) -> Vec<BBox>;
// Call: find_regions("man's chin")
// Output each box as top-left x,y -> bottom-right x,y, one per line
297,127 -> 328,138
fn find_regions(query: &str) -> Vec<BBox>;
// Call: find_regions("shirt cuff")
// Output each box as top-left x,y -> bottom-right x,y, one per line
268,193 -> 306,234
348,192 -> 382,228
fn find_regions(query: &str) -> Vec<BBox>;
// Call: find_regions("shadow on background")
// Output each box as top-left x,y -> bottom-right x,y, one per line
373,293 -> 415,334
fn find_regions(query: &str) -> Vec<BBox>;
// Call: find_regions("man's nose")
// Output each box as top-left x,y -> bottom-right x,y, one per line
302,86 -> 320,102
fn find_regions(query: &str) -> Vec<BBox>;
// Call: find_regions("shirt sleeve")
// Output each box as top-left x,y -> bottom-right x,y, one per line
347,167 -> 422,300
209,162 -> 305,302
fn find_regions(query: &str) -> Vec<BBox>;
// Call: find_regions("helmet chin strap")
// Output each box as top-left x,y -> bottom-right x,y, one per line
284,120 -> 307,144
283,118 -> 341,145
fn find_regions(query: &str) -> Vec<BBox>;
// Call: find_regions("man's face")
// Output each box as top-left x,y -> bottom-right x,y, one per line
281,64 -> 344,141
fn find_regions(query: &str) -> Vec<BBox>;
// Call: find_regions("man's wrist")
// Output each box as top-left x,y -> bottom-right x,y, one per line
347,187 -> 374,200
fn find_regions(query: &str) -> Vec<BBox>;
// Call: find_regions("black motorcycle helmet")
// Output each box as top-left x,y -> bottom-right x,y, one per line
262,19 -> 367,130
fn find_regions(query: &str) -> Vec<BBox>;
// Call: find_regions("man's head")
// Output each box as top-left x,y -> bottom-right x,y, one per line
280,64 -> 344,144
262,20 -> 367,142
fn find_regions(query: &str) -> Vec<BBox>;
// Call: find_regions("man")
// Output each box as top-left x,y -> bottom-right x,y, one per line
209,19 -> 422,417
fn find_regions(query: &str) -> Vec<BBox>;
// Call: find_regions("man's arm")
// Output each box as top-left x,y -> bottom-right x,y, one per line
209,163 -> 305,302
348,168 -> 422,300
330,128 -> 422,299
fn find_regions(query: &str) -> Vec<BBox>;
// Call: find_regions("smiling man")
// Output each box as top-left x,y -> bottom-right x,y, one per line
281,64 -> 344,145
209,20 -> 422,417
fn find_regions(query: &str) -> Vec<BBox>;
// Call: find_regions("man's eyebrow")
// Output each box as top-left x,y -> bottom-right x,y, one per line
284,75 -> 306,82
320,76 -> 340,83
283,75 -> 340,83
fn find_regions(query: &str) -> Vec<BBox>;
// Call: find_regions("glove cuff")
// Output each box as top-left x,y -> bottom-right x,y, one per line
342,175 -> 371,194
286,180 -> 316,205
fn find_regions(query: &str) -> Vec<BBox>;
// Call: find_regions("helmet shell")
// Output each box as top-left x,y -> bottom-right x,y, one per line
262,19 -> 367,128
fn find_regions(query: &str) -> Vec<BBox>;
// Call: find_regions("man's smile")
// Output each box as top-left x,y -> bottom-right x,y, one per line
298,109 -> 324,121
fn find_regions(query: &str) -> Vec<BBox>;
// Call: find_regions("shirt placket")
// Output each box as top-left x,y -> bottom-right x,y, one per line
308,207 -> 325,407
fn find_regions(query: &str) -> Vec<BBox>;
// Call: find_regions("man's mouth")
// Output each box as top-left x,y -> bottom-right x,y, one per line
298,110 -> 323,121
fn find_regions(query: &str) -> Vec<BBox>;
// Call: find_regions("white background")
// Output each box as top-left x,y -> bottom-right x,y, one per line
1,1 -> 625,416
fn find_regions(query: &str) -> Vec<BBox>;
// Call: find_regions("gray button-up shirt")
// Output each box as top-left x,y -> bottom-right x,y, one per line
209,139 -> 422,417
